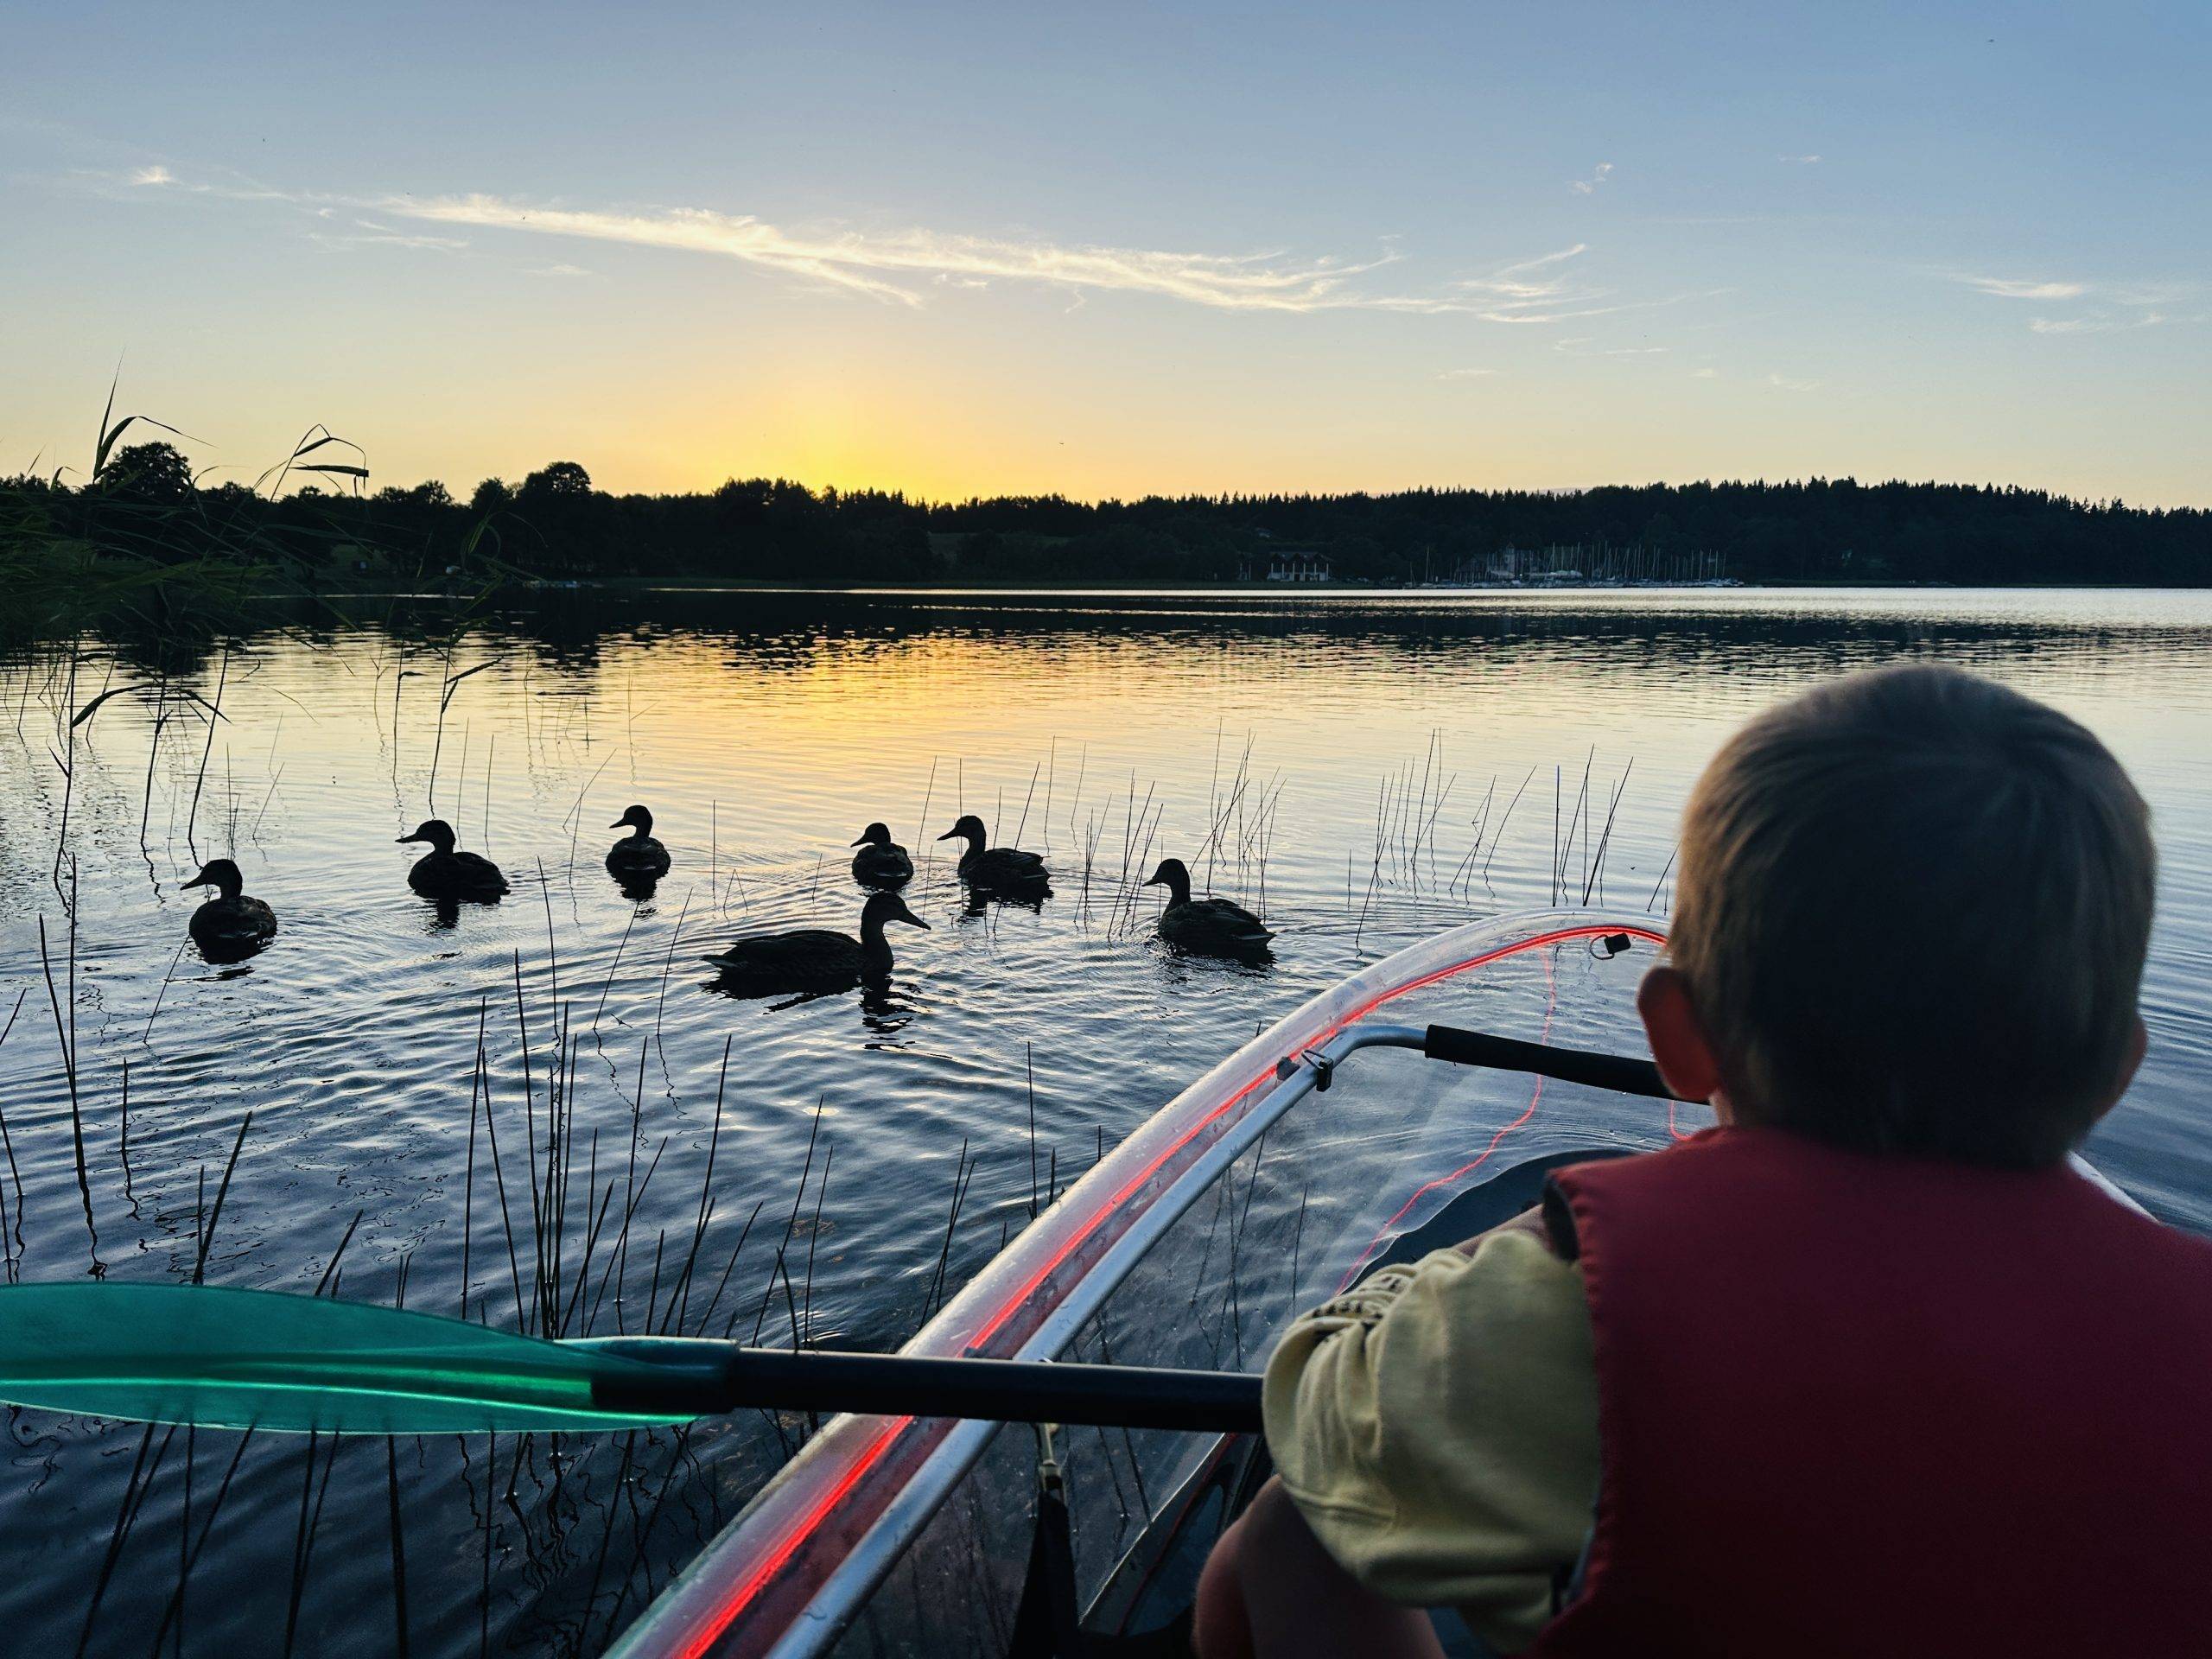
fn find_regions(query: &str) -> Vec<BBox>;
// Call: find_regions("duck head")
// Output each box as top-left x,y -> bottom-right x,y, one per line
610,804 -> 655,838
397,818 -> 459,854
182,858 -> 245,900
859,890 -> 931,937
1143,857 -> 1193,906
935,814 -> 988,852
851,821 -> 894,849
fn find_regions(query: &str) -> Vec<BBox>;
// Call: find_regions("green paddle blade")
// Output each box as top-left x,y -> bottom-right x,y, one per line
0,1283 -> 713,1434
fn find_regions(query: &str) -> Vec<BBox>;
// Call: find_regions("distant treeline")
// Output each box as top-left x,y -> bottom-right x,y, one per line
12,442 -> 2212,588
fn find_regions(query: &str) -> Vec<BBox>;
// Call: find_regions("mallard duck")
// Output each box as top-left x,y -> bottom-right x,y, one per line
701,890 -> 929,995
936,814 -> 1050,895
396,818 -> 509,901
849,822 -> 914,888
607,804 -> 672,879
181,858 -> 277,958
1145,858 -> 1273,957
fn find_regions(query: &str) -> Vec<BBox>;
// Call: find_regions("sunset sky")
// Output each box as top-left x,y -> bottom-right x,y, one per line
5,2 -> 2208,505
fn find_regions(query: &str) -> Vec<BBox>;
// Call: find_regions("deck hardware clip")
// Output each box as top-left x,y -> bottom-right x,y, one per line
1033,1420 -> 1064,1497
1273,1047 -> 1338,1091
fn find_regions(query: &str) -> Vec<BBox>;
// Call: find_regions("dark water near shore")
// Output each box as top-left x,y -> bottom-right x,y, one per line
3,585 -> 2210,1655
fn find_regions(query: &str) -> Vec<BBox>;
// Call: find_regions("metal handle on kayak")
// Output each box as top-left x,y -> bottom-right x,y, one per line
585,1343 -> 1266,1433
1421,1023 -> 1682,1101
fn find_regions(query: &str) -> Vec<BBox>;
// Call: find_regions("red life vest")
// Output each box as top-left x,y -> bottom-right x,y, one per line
1528,1125 -> 2212,1659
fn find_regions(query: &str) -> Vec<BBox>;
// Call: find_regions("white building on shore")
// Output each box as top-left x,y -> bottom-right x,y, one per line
1241,549 -> 1333,582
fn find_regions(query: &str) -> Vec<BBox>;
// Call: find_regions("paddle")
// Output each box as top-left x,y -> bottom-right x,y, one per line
0,1031 -> 1676,1438
0,1282 -> 1263,1436
1421,1022 -> 1681,1101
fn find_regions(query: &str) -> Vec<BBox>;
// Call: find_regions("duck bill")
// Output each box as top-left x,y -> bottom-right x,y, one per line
850,836 -> 871,848
896,906 -> 931,930
394,835 -> 422,845
934,829 -> 960,842
181,872 -> 211,890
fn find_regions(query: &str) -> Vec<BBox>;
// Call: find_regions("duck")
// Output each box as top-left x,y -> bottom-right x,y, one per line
607,804 -> 673,880
849,822 -> 914,888
936,814 -> 1051,896
701,890 -> 930,995
181,858 -> 278,959
1144,857 -> 1274,957
396,818 -> 509,901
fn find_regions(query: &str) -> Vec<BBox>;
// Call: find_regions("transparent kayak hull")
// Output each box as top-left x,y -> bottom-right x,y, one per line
613,911 -> 1677,1659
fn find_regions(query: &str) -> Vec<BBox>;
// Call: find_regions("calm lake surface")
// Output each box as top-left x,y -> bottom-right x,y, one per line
3,585 -> 2210,1655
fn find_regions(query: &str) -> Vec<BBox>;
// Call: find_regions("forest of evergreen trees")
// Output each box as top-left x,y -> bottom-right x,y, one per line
13,442 -> 2211,590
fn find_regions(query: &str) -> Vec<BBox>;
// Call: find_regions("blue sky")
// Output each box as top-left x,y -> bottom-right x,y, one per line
4,1 -> 2207,503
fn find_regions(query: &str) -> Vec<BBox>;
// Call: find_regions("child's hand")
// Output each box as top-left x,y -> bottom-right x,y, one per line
1453,1205 -> 1550,1257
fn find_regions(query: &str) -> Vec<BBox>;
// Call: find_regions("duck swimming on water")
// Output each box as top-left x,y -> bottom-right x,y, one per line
181,858 -> 277,960
701,890 -> 930,996
1145,857 -> 1273,958
849,823 -> 914,888
396,818 -> 509,901
607,805 -> 672,880
937,814 -> 1050,897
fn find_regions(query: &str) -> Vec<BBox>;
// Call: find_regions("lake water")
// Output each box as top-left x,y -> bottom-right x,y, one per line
3,585 -> 2210,1655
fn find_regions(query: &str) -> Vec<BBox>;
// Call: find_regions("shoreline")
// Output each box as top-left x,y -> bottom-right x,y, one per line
246,578 -> 2212,610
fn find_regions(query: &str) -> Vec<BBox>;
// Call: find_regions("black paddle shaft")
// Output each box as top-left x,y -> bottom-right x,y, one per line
592,1347 -> 1266,1433
1421,1023 -> 1684,1102
582,1030 -> 1678,1436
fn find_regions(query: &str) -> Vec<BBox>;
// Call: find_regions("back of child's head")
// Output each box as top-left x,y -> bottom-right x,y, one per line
1669,663 -> 2153,1167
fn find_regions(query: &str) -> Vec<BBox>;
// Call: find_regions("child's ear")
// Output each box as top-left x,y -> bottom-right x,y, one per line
2089,1015 -> 2149,1126
1637,967 -> 1727,1110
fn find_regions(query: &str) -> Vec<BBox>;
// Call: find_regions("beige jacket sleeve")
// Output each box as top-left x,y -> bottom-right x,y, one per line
1261,1230 -> 1599,1652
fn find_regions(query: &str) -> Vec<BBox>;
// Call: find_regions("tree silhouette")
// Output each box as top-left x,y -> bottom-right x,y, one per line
98,441 -> 195,504
470,477 -> 516,515
376,480 -> 455,512
520,461 -> 594,501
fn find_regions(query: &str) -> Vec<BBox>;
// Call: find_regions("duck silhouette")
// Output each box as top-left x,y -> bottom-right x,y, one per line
701,890 -> 930,999
936,814 -> 1050,898
181,858 -> 277,962
1145,857 -> 1274,959
849,822 -> 914,889
607,804 -> 672,894
396,818 -> 508,902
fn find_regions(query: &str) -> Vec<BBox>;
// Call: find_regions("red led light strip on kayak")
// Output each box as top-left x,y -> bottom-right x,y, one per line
672,920 -> 1665,1659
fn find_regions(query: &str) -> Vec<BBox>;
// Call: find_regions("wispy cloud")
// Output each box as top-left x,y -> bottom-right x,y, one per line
529,262 -> 595,278
1779,154 -> 1823,165
387,192 -> 1477,312
1957,274 -> 2088,301
2028,312 -> 2164,335
1436,367 -> 1501,379
1455,244 -> 1589,302
1438,244 -> 1707,327
1450,244 -> 1602,322
106,166 -> 1694,323
130,164 -> 175,186
1554,335 -> 1668,356
1692,366 -> 1719,378
1766,372 -> 1821,391
1569,162 -> 1615,196
308,219 -> 468,253
1953,270 -> 2189,335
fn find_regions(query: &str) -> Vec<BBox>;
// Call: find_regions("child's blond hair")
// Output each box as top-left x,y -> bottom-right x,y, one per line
1669,664 -> 2153,1166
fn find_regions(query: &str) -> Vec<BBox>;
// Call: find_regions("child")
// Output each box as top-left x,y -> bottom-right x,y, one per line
1197,663 -> 2209,1658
